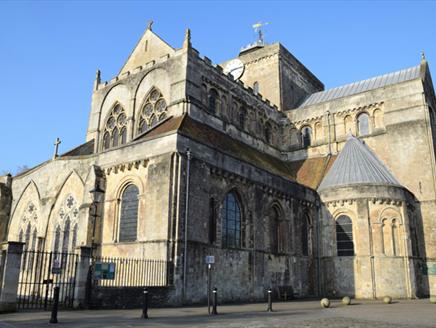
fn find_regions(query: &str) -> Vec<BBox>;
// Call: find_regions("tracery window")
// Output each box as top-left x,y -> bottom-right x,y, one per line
119,184 -> 139,242
138,88 -> 167,134
54,195 -> 80,254
301,126 -> 312,148
222,191 -> 242,248
336,215 -> 354,256
19,202 -> 39,270
102,104 -> 127,150
357,112 -> 370,136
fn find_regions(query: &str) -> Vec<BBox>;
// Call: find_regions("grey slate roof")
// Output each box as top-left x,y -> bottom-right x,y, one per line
318,135 -> 402,191
299,65 -> 421,107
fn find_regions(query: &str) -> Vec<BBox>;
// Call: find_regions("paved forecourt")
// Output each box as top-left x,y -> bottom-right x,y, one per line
0,299 -> 435,328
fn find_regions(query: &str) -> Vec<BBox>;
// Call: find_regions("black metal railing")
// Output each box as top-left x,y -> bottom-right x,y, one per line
91,256 -> 169,287
17,250 -> 78,310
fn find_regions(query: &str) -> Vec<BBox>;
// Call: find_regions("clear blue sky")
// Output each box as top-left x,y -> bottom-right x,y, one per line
1,1 -> 435,174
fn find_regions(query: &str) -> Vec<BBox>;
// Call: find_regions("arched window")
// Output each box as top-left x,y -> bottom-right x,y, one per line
221,96 -> 227,119
344,115 -> 353,135
301,126 -> 312,148
62,218 -> 70,253
208,89 -> 218,114
24,223 -> 31,250
392,219 -> 398,256
265,122 -> 272,144
253,81 -> 259,95
102,104 -> 127,150
373,109 -> 383,129
138,88 -> 167,134
314,122 -> 322,141
357,112 -> 370,136
222,191 -> 242,248
336,215 -> 354,256
119,184 -> 139,242
239,107 -> 247,130
302,215 -> 311,256
53,225 -> 61,253
270,206 -> 279,254
72,224 -> 78,251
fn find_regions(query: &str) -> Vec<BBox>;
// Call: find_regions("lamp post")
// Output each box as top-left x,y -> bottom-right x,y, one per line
89,184 -> 105,255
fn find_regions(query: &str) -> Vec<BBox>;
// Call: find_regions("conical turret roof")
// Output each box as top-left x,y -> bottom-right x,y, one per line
318,135 -> 401,191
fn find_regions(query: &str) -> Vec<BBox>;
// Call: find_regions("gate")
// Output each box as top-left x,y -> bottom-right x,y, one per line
17,250 -> 78,310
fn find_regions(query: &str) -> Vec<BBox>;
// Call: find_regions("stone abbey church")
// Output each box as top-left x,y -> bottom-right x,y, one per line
1,24 -> 436,304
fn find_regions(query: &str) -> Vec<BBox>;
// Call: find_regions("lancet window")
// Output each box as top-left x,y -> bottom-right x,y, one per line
222,191 -> 242,249
138,88 -> 167,134
357,112 -> 370,136
336,215 -> 354,256
102,104 -> 127,150
18,202 -> 39,271
301,126 -> 312,148
119,184 -> 139,242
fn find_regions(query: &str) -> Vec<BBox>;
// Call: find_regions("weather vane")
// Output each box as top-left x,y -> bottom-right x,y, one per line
252,21 -> 269,45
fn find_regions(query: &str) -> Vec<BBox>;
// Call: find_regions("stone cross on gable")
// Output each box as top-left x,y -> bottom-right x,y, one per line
53,137 -> 61,159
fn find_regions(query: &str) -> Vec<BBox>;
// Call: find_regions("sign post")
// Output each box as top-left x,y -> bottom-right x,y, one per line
205,255 -> 215,315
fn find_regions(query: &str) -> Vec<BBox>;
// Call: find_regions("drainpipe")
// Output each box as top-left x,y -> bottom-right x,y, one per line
182,148 -> 192,302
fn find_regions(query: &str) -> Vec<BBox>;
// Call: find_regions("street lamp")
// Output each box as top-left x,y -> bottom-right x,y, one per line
89,184 -> 105,253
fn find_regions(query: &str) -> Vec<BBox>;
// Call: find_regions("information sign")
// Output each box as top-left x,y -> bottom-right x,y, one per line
205,255 -> 215,264
94,262 -> 116,280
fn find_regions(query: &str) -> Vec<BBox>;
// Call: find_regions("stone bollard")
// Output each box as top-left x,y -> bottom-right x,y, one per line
141,288 -> 149,319
211,288 -> 218,315
383,296 -> 392,304
267,288 -> 273,312
320,298 -> 330,308
49,286 -> 60,324
430,296 -> 436,304
342,296 -> 351,305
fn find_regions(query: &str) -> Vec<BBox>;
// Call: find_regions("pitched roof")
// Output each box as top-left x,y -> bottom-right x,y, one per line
318,135 -> 401,191
288,155 -> 337,190
298,65 -> 421,107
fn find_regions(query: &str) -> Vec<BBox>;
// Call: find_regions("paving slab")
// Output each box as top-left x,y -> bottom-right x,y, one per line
0,299 -> 435,327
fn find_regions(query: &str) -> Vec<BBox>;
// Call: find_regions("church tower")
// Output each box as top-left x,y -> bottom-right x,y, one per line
220,27 -> 324,110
